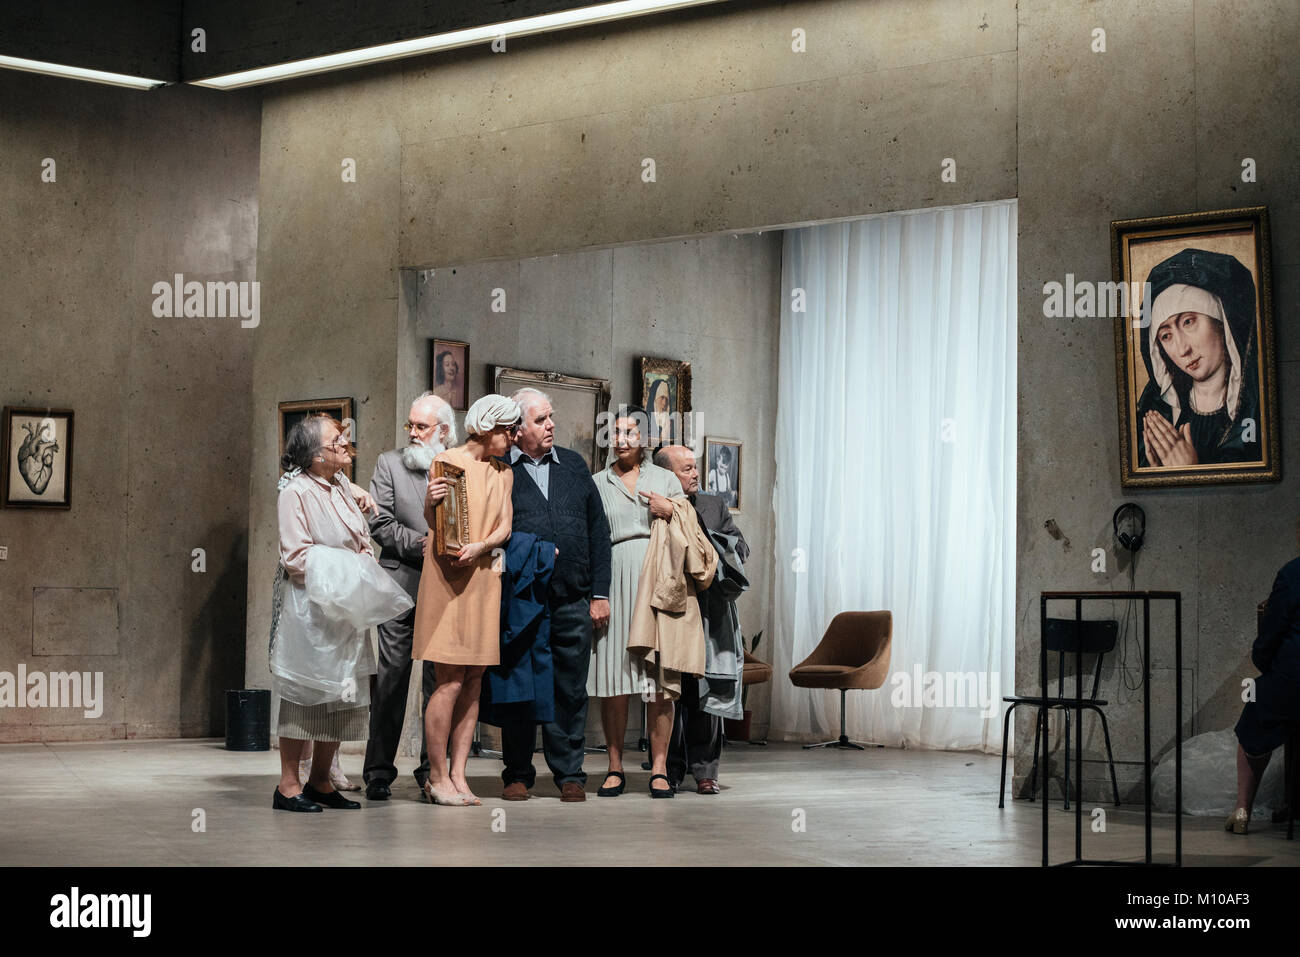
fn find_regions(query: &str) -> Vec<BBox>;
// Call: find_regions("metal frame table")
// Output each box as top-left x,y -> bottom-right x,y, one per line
1039,590 -> 1182,867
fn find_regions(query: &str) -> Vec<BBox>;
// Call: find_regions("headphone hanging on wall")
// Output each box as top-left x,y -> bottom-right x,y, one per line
1113,502 -> 1146,552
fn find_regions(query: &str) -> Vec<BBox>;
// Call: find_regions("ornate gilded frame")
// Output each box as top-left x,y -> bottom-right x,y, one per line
1111,206 -> 1279,488
433,458 -> 469,556
638,356 -> 693,449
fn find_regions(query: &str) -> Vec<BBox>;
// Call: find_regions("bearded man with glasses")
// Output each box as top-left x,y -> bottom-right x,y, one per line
361,391 -> 457,800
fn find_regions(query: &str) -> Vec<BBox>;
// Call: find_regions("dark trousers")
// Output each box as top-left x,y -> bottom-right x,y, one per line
667,677 -> 723,787
500,598 -> 592,790
363,605 -> 436,787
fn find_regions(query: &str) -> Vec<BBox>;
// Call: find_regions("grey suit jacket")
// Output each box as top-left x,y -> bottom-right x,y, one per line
368,448 -> 429,599
692,491 -> 749,563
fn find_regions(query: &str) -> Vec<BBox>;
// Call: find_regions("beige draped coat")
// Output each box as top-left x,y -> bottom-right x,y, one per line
627,497 -> 718,699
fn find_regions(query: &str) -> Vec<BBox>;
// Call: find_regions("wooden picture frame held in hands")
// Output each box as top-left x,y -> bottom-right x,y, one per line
433,458 -> 470,557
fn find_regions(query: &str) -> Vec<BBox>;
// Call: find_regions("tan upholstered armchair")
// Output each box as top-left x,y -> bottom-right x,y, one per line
788,611 -> 892,750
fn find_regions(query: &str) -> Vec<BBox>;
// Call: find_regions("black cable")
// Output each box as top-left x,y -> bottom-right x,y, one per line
1116,551 -> 1145,692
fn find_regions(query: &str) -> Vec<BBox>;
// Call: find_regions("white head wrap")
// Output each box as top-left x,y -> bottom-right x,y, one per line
464,394 -> 521,436
1146,283 -> 1241,422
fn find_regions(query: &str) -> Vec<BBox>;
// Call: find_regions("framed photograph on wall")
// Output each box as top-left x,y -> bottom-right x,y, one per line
638,356 -> 692,449
2,407 -> 74,509
1111,206 -> 1279,488
430,338 -> 470,412
493,366 -> 611,473
278,397 -> 354,482
704,436 -> 741,512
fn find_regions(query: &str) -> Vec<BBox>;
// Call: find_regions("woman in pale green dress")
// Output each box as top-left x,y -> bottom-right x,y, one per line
590,408 -> 684,797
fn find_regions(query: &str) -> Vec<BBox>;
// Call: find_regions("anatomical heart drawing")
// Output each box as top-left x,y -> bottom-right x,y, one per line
3,408 -> 73,508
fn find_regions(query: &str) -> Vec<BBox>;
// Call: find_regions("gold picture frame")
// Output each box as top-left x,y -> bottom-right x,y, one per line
433,458 -> 469,556
638,356 -> 692,449
1111,206 -> 1279,488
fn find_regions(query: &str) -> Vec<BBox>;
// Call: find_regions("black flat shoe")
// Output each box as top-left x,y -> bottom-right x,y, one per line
303,783 -> 361,809
597,770 -> 626,797
365,782 -> 391,801
649,773 -> 675,799
273,788 -> 323,812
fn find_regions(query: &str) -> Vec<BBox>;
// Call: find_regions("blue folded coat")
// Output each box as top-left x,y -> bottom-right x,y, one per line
479,531 -> 557,726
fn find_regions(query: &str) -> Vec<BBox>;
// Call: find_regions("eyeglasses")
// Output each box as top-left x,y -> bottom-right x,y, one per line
321,441 -> 351,452
404,421 -> 435,433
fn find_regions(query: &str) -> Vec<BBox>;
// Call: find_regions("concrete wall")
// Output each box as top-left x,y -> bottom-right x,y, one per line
244,0 -> 1018,751
1,0 -> 1270,786
1015,0 -> 1300,801
0,73 -> 260,740
402,235 -> 781,747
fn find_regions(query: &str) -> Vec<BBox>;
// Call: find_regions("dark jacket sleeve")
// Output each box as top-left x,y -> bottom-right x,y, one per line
713,502 -> 750,564
368,453 -> 425,563
1253,563 -> 1299,673
584,466 -> 612,600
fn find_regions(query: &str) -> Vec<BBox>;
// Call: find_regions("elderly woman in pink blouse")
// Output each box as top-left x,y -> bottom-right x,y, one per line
270,414 -> 407,812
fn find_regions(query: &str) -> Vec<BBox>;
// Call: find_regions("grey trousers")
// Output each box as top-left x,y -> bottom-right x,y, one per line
667,677 -> 722,787
363,604 -> 436,787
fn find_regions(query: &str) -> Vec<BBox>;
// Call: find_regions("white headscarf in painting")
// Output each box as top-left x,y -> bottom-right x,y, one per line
1146,283 -> 1242,423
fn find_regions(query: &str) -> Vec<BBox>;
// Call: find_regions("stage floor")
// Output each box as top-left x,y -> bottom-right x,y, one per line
1,739 -> 1295,867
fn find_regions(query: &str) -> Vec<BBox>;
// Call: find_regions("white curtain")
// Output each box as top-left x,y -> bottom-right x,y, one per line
770,200 -> 1017,752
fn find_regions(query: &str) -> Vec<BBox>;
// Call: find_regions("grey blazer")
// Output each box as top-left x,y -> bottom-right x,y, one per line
692,491 -> 749,563
367,448 -> 429,599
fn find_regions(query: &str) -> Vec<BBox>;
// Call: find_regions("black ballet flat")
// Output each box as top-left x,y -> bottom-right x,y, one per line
649,774 -> 676,799
597,770 -> 626,797
273,788 -> 323,812
303,783 -> 362,809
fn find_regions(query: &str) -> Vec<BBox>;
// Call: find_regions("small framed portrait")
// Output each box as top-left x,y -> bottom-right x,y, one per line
2,407 -> 74,509
430,339 -> 470,412
433,458 -> 469,556
278,397 -> 354,482
1111,206 -> 1279,488
494,366 -> 611,473
638,356 -> 692,449
704,437 -> 742,512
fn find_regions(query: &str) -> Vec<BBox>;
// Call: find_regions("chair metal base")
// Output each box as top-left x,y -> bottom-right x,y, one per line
801,689 -> 872,751
804,735 -> 866,750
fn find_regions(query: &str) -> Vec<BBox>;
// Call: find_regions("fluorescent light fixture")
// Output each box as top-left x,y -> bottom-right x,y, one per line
0,54 -> 167,90
192,0 -> 728,89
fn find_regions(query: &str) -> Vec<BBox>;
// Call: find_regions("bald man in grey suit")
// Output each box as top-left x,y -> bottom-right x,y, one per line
362,392 -> 455,800
655,444 -> 749,794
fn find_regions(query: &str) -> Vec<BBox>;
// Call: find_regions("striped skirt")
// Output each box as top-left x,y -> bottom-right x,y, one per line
276,697 -> 370,742
588,537 -> 655,698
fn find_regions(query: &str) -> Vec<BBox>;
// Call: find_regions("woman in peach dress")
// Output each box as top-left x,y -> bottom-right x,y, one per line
414,394 -> 519,806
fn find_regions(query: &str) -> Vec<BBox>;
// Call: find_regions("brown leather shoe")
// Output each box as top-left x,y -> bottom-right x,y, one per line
560,781 -> 587,803
696,778 -> 721,795
502,782 -> 530,801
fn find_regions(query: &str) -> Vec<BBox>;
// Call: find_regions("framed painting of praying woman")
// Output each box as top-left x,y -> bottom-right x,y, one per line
1111,206 -> 1280,488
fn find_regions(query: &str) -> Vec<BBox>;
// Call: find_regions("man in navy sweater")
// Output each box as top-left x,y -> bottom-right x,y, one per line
498,387 -> 612,802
